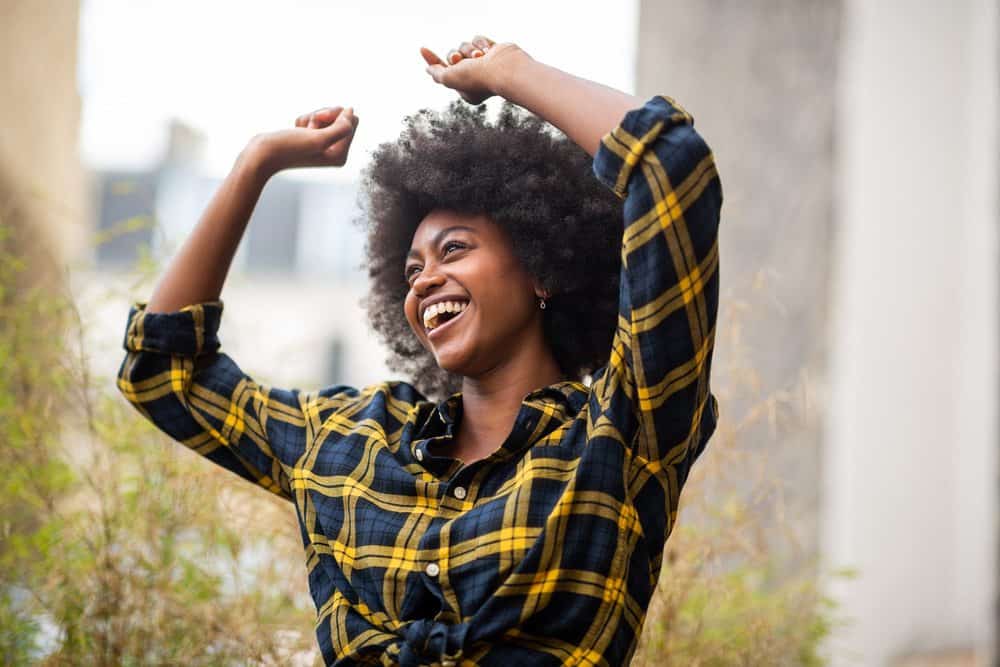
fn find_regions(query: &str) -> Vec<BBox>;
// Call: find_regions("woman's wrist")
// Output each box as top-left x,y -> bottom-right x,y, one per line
237,138 -> 278,185
490,46 -> 538,104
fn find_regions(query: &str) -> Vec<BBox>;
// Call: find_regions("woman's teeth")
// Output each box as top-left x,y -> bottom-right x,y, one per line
424,300 -> 469,331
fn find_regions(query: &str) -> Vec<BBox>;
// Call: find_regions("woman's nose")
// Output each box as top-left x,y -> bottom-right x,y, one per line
413,268 -> 445,294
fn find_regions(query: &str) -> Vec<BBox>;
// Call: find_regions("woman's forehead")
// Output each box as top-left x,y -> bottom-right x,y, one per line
409,209 -> 495,248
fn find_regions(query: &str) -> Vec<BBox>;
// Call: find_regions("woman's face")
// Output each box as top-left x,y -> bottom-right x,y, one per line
403,209 -> 545,376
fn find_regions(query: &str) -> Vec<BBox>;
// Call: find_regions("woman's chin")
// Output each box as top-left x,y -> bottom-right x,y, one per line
427,318 -> 477,372
433,350 -> 470,375
431,338 -> 480,376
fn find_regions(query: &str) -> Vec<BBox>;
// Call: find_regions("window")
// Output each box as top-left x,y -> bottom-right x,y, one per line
94,171 -> 157,267
244,176 -> 301,273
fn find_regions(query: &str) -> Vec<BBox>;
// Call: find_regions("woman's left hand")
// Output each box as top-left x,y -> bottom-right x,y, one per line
420,36 -> 528,105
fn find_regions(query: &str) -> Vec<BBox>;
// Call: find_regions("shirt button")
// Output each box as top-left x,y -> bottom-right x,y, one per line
415,448 -> 424,462
453,486 -> 467,500
425,562 -> 440,577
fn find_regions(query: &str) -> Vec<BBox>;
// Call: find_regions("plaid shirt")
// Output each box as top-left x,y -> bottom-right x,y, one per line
116,94 -> 722,666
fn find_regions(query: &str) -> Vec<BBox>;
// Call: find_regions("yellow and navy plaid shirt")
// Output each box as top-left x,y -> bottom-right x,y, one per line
116,94 -> 722,666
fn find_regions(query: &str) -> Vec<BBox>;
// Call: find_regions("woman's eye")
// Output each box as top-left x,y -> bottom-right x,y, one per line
404,243 -> 466,283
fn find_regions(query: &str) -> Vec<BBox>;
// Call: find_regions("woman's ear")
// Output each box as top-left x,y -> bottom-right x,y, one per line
532,280 -> 550,301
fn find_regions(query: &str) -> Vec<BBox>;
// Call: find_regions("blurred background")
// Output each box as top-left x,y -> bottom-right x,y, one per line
0,0 -> 996,664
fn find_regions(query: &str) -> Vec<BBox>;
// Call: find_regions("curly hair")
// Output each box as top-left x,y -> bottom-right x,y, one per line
356,99 -> 623,402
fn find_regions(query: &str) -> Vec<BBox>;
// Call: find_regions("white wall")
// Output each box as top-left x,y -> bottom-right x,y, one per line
823,0 -> 998,664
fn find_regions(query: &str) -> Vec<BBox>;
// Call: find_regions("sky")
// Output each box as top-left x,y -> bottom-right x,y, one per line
78,0 -> 638,182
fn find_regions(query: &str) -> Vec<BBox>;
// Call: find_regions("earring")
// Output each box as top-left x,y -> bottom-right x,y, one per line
539,298 -> 547,310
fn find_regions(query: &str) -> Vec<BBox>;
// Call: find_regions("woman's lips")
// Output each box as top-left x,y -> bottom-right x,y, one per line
427,305 -> 469,342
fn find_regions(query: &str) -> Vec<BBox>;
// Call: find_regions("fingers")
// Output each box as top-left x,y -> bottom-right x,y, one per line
420,46 -> 446,67
321,108 -> 359,165
447,43 -> 479,64
295,106 -> 344,129
472,35 -> 495,50
319,106 -> 358,140
465,36 -> 495,58
309,106 -> 342,129
421,35 -> 496,69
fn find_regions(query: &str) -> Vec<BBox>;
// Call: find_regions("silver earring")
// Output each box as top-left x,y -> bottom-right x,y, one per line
539,298 -> 547,310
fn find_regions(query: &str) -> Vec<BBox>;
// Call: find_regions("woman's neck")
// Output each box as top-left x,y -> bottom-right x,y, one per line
454,344 -> 564,463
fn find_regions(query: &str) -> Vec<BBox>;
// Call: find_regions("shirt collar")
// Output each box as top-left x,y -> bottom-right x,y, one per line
433,379 -> 590,429
436,392 -> 463,428
523,380 -> 590,413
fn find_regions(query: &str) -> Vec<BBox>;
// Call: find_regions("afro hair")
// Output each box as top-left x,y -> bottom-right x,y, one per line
356,99 -> 623,402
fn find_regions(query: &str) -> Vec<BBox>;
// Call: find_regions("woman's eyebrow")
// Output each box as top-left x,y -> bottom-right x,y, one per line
406,225 -> 477,260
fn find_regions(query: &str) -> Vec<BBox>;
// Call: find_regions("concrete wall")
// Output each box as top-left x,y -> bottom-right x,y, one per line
637,0 -> 998,664
823,0 -> 998,664
636,0 -> 841,573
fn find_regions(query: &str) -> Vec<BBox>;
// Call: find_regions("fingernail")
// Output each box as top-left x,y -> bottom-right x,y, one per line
472,50 -> 483,57
450,53 -> 461,63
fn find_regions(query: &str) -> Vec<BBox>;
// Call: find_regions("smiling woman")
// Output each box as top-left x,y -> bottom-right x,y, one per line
116,34 -> 723,667
398,208 -> 574,463
360,97 -> 626,468
362,101 -> 623,407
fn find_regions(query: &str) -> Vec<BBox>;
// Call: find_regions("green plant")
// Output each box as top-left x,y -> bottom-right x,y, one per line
0,202 -> 319,665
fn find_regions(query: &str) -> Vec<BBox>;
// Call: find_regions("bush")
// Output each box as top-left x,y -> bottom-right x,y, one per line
0,204 -> 318,665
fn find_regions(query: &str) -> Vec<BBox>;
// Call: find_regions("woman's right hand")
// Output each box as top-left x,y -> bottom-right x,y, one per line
248,106 -> 359,176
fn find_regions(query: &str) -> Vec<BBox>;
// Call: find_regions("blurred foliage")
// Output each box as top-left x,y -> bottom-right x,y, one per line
0,202 -> 318,664
632,285 -> 856,666
0,186 -> 852,665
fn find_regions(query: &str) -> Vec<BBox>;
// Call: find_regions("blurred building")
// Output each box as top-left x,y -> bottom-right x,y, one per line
637,0 -> 998,665
82,117 -> 393,392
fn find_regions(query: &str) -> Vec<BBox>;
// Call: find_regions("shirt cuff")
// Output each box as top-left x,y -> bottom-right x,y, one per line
122,300 -> 225,357
592,94 -> 694,199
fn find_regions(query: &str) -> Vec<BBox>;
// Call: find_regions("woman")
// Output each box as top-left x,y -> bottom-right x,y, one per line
117,35 -> 723,666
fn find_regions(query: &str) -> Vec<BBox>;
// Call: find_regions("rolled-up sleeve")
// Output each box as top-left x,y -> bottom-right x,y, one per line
116,300 -> 350,501
590,94 -> 723,484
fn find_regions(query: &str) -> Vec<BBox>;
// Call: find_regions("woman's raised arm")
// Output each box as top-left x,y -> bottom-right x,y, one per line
421,37 -> 641,157
146,106 -> 358,313
424,38 -> 723,516
119,106 -> 363,501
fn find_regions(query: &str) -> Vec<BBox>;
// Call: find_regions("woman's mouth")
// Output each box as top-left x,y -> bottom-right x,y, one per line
426,303 -> 470,341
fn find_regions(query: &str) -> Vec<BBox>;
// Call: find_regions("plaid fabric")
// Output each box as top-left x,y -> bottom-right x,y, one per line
116,94 -> 722,666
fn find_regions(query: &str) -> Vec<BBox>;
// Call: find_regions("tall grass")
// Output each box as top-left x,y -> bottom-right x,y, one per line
632,281 -> 856,665
0,198 -> 317,665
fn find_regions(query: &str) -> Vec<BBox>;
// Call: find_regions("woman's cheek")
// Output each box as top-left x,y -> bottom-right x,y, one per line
404,298 -> 418,333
